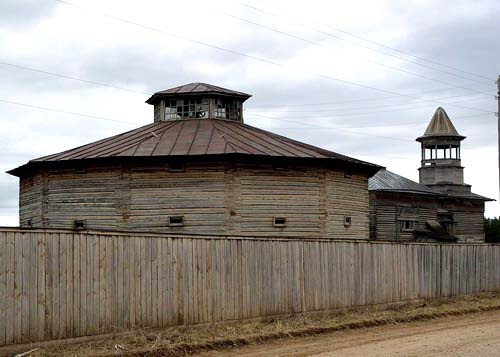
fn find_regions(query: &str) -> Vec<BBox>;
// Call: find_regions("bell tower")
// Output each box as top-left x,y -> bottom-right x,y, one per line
416,107 -> 471,194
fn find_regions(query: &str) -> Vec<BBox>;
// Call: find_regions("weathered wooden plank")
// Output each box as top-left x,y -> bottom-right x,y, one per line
0,232 -> 7,346
99,235 -> 106,333
73,234 -> 81,337
21,233 -> 31,342
37,233 -> 46,341
117,236 -> 124,329
5,232 -> 15,345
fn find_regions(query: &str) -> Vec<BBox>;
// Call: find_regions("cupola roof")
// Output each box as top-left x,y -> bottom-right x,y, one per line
146,82 -> 251,105
417,107 -> 465,141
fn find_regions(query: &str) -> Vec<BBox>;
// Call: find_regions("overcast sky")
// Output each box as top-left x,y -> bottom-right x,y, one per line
1,0 -> 499,225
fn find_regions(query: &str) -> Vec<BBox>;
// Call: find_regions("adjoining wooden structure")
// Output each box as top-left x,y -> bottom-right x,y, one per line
8,83 -> 380,239
369,108 -> 493,243
0,228 -> 499,347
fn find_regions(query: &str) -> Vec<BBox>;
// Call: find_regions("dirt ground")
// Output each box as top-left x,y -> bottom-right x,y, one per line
200,310 -> 500,357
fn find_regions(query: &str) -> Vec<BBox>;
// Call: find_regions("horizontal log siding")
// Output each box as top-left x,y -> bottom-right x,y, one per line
19,162 -> 370,239
370,192 -> 441,241
19,172 -> 42,227
44,166 -> 122,230
238,166 -> 322,237
327,171 -> 369,239
453,211 -> 485,243
128,163 -> 226,234
0,229 -> 499,347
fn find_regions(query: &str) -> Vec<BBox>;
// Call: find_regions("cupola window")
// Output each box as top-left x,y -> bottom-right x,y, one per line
214,98 -> 242,121
165,98 -> 209,120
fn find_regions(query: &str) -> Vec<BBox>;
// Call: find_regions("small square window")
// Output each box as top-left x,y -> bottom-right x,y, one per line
74,219 -> 87,230
168,162 -> 185,172
344,216 -> 352,227
401,220 -> 414,232
169,216 -> 184,226
273,217 -> 287,227
344,170 -> 352,178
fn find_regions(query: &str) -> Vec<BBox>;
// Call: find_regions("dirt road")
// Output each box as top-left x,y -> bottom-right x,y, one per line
200,310 -> 500,356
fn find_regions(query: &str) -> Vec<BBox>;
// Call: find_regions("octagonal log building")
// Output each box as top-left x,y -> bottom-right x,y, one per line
8,83 -> 381,239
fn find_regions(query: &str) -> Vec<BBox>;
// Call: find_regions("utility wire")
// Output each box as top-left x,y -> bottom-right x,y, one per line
0,98 -> 139,126
2,58 -> 489,111
246,87 -> 492,108
0,61 -> 150,95
233,0 -> 492,82
52,0 -> 493,114
264,112 -> 493,130
247,102 -> 494,120
222,11 -> 492,94
246,93 -> 491,113
0,95 -> 493,145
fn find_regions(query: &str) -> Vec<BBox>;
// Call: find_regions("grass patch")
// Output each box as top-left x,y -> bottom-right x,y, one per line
5,293 -> 500,357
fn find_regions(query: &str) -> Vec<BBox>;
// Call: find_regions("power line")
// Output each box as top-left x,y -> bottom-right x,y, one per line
246,94 -> 491,114
247,102 -> 494,120
233,0 -> 492,82
246,87 -> 492,108
0,95 -> 493,146
263,112 -> 493,130
52,0 -> 494,114
222,11 -> 493,94
0,61 -> 150,95
1,58 -> 492,117
0,98 -> 139,126
2,58 -> 490,112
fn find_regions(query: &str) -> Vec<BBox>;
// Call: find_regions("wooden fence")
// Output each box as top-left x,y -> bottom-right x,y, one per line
0,228 -> 499,346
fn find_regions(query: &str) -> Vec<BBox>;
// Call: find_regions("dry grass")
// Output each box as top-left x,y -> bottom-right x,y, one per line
5,293 -> 500,357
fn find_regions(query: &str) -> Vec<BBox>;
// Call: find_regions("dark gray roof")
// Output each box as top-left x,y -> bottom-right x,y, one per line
146,82 -> 251,104
369,169 -> 441,195
439,190 -> 494,201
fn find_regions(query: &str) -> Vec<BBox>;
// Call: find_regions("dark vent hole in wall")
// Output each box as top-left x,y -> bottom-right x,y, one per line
169,216 -> 184,226
273,163 -> 288,171
168,162 -> 185,172
74,219 -> 87,230
273,217 -> 287,227
344,170 -> 352,178
344,216 -> 352,227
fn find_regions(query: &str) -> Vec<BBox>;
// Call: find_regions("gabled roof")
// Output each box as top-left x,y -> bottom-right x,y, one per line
8,119 -> 381,176
417,107 -> 465,140
369,169 -> 441,195
146,82 -> 251,104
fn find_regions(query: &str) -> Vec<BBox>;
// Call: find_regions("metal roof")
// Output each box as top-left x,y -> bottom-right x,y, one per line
146,83 -> 251,104
417,107 -> 465,140
369,169 -> 441,195
8,119 -> 381,176
369,169 -> 494,201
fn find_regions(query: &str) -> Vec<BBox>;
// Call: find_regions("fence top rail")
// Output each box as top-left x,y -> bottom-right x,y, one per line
0,226 -> 498,247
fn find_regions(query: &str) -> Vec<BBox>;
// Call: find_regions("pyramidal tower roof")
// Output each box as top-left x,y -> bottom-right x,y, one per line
418,107 -> 465,140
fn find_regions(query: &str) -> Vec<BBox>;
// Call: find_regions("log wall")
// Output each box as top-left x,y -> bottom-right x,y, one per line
0,228 -> 499,347
369,191 -> 486,243
19,161 -> 369,240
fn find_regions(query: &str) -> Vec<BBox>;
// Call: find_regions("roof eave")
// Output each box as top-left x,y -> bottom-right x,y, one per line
146,92 -> 252,105
416,134 -> 466,142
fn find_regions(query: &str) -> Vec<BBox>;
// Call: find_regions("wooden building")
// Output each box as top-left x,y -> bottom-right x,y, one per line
9,83 -> 380,239
369,107 -> 493,243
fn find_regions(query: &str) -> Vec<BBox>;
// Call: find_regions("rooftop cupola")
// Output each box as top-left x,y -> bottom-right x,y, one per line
146,82 -> 251,123
416,107 -> 468,193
